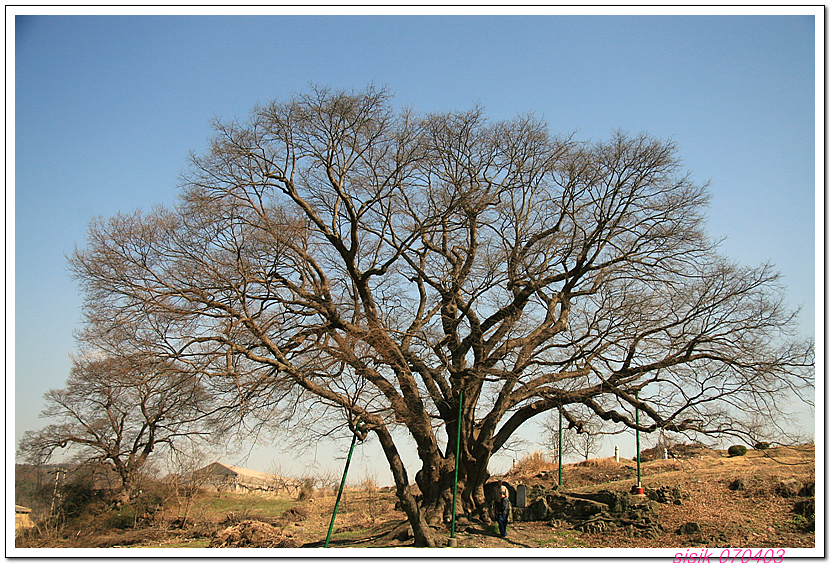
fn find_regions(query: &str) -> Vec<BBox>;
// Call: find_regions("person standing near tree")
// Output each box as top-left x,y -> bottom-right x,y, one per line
494,481 -> 511,538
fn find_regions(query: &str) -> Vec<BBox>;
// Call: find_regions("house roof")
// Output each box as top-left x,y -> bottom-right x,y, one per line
196,462 -> 297,485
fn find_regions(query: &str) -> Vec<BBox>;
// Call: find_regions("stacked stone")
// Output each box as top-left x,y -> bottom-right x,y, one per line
646,485 -> 688,505
510,488 -> 662,538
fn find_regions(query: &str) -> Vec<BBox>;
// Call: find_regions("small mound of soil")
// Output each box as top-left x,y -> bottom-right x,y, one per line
281,506 -> 307,522
210,520 -> 298,548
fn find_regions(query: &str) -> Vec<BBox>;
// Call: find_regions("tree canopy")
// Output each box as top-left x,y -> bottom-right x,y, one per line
18,353 -> 212,500
66,85 -> 813,545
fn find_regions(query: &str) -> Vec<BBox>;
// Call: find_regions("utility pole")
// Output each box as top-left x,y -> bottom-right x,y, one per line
49,468 -> 66,520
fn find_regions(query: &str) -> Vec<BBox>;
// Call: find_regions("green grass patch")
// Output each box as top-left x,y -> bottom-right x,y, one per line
538,528 -> 589,548
141,538 -> 212,548
194,492 -> 295,519
331,529 -> 370,540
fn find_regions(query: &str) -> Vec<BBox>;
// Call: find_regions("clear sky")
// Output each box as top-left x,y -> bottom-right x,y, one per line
9,8 -> 821,487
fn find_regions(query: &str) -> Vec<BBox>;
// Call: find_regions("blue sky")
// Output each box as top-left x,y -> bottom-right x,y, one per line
10,10 -> 821,486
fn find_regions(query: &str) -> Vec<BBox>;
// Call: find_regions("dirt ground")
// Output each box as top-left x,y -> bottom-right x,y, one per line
287,445 -> 816,550
16,445 -> 816,551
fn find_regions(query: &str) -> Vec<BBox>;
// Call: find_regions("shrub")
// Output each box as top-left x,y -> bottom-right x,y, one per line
727,445 -> 748,457
754,442 -> 771,450
108,504 -> 136,529
790,513 -> 815,533
297,479 -> 315,501
280,506 -> 307,522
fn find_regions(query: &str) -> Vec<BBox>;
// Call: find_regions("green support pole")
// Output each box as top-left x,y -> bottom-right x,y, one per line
558,407 -> 563,488
450,389 -> 463,540
635,393 -> 642,489
325,420 -> 360,548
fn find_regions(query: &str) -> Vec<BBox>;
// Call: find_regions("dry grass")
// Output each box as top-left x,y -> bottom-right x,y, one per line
504,452 -> 695,489
573,457 -> 623,469
357,470 -> 379,494
15,445 -> 815,550
507,451 -> 559,477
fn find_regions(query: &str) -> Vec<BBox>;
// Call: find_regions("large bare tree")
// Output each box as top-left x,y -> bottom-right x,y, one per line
18,353 -> 213,502
67,85 -> 813,546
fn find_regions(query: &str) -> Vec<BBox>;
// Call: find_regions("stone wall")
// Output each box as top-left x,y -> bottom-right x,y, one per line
505,485 -> 664,538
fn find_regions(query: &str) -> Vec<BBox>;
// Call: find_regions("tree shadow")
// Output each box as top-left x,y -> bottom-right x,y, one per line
463,525 -> 532,547
501,536 -> 532,548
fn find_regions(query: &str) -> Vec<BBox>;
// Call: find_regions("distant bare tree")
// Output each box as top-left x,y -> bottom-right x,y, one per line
264,461 -> 302,496
160,445 -> 212,528
572,420 -> 604,462
541,411 -> 579,463
650,430 -> 683,454
67,85 -> 814,545
18,353 -> 214,502
541,409 -> 609,462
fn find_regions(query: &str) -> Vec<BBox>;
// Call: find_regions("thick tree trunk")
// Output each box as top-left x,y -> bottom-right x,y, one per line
371,399 -> 502,544
112,466 -> 139,504
414,448 -> 496,527
111,451 -> 153,505
463,457 -> 492,520
374,426 -> 437,547
415,457 -> 455,526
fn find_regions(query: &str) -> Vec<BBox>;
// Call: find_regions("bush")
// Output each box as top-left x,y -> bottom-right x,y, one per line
727,445 -> 748,457
754,442 -> 771,450
790,513 -> 815,533
297,479 -> 315,501
108,504 -> 136,529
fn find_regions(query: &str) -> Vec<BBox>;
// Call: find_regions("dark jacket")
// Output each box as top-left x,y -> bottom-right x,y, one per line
494,494 -> 510,516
